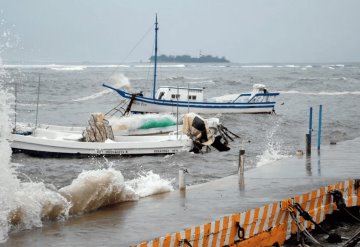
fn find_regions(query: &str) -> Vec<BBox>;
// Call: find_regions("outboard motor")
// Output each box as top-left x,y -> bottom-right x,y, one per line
182,113 -> 230,153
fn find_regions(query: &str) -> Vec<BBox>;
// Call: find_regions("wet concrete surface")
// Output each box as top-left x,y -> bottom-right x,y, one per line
2,138 -> 360,247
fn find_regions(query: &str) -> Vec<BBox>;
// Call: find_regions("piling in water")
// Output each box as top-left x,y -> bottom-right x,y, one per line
306,134 -> 311,156
238,150 -> 245,188
179,169 -> 186,190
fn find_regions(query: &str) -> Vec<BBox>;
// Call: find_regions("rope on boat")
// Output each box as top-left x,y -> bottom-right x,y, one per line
293,203 -> 332,236
104,100 -> 129,117
287,205 -> 324,247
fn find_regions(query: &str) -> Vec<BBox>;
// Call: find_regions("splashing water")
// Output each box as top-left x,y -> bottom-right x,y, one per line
109,73 -> 131,90
0,33 -> 174,241
71,73 -> 131,102
256,142 -> 291,167
126,171 -> 174,197
256,118 -> 291,167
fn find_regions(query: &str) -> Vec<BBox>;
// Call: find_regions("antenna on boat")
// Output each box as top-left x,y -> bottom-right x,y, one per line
13,80 -> 18,133
34,74 -> 41,130
176,86 -> 179,140
152,14 -> 159,99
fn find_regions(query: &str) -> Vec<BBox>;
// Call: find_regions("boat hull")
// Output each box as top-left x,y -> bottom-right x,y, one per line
10,133 -> 191,157
103,85 -> 279,114
129,99 -> 276,114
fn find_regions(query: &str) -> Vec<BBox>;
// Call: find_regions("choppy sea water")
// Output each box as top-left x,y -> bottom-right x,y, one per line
1,62 -> 360,244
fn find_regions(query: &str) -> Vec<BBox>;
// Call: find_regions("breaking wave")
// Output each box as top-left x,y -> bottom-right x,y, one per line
0,70 -> 172,242
72,73 -> 131,102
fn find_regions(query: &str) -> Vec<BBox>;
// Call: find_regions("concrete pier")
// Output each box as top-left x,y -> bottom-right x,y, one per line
3,137 -> 360,247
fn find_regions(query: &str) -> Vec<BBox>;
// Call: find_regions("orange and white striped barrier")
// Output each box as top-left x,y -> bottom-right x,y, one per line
135,179 -> 360,247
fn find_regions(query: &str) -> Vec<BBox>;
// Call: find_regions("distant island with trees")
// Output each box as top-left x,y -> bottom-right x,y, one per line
149,54 -> 230,63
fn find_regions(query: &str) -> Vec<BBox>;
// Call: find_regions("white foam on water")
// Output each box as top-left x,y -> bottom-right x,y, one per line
0,30 -> 173,242
58,168 -> 138,215
256,120 -> 291,167
71,90 -> 111,102
50,66 -> 86,71
0,59 -> 71,242
72,73 -> 131,102
241,65 -> 273,68
134,64 -> 185,68
279,90 -> 360,96
256,142 -> 291,167
125,170 -> 174,198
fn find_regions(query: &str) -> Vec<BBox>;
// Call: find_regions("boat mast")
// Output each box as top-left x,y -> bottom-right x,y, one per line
152,14 -> 159,99
35,74 -> 41,129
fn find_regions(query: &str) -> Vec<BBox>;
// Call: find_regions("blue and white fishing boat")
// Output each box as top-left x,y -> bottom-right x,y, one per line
103,15 -> 279,114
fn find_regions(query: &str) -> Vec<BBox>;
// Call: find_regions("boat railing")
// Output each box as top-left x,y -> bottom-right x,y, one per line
233,92 -> 279,103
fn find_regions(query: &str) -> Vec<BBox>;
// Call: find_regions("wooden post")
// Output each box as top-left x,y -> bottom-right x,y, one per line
309,107 -> 313,144
306,134 -> 311,156
179,169 -> 186,190
239,150 -> 245,190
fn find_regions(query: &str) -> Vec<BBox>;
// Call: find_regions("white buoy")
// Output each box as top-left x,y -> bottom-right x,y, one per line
179,169 -> 187,190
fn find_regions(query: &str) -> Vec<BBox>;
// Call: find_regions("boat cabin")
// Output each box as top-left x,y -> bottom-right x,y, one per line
155,86 -> 204,102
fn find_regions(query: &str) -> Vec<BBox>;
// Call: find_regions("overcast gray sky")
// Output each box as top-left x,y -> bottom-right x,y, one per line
1,0 -> 360,63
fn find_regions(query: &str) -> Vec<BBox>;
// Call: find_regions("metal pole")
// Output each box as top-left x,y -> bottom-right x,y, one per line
35,74 -> 41,129
309,107 -> 313,144
176,86 -> 179,140
317,105 -> 322,151
13,81 -> 18,133
187,83 -> 190,113
152,14 -> 159,99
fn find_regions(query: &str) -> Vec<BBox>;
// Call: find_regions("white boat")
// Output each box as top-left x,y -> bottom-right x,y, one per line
10,113 -> 234,157
104,83 -> 279,114
10,128 -> 192,157
103,15 -> 279,114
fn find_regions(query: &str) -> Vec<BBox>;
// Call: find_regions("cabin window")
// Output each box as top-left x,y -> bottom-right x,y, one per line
188,95 -> 197,100
158,92 -> 165,100
171,94 -> 180,99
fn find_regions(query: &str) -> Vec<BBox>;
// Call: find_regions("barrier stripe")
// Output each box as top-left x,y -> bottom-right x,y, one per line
258,205 -> 269,234
192,226 -> 200,247
301,193 -> 310,228
267,203 -> 276,228
242,210 -> 251,239
263,203 -> 272,230
326,185 -> 334,215
201,223 -> 211,247
348,180 -> 353,206
210,220 -> 220,247
219,216 -> 229,246
249,207 -> 260,237
316,187 -> 326,223
185,228 -> 191,244
228,214 -> 240,244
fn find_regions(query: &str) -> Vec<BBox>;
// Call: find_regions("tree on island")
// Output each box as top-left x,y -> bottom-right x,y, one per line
149,54 -> 230,63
